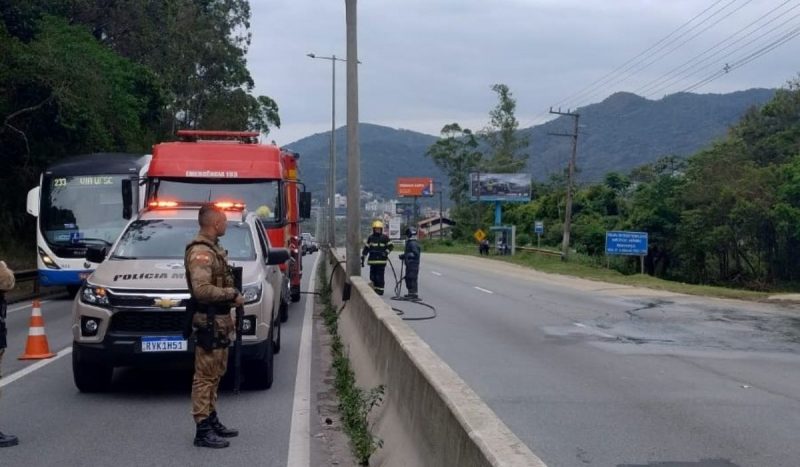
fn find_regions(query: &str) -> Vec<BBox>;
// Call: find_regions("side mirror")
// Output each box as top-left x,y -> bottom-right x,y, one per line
299,191 -> 312,220
266,248 -> 291,265
86,246 -> 107,264
26,186 -> 40,217
122,179 -> 133,220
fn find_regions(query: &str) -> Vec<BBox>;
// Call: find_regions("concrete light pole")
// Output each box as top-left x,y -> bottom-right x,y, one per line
306,53 -> 347,248
345,0 -> 361,277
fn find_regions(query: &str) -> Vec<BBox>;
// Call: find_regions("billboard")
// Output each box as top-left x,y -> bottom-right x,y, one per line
388,218 -> 402,240
397,177 -> 434,197
469,173 -> 531,202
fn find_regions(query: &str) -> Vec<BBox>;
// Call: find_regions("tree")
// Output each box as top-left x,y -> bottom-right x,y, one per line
481,84 -> 529,173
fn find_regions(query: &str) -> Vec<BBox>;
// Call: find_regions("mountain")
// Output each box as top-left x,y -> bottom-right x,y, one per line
286,123 -> 441,200
287,89 -> 776,199
526,88 -> 776,181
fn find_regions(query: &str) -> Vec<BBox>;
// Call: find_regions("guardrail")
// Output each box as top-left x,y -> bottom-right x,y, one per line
517,246 -> 563,257
13,269 -> 39,294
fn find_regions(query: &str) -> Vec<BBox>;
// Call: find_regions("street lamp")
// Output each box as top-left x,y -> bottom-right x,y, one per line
307,53 -> 348,248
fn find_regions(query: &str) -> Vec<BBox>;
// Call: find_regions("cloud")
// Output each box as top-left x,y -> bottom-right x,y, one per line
248,0 -> 800,144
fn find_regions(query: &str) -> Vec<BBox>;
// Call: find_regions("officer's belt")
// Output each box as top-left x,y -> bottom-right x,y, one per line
194,302 -> 232,315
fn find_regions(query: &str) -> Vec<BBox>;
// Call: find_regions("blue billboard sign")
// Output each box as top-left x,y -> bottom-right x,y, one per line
605,231 -> 648,256
534,221 -> 544,234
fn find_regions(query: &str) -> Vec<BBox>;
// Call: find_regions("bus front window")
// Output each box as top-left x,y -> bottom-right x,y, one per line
151,179 -> 281,223
41,175 -> 130,247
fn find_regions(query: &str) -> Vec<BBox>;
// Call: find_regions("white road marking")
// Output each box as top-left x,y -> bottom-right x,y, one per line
0,346 -> 72,388
7,299 -> 53,314
286,254 -> 319,467
431,271 -> 442,276
474,286 -> 494,294
573,322 -> 587,328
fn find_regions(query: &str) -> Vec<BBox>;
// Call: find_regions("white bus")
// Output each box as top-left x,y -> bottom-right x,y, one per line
26,153 -> 150,295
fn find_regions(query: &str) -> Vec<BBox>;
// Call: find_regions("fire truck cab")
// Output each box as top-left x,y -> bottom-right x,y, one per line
146,130 -> 311,321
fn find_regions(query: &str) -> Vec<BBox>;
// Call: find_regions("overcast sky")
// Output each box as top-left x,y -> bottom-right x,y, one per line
248,0 -> 800,145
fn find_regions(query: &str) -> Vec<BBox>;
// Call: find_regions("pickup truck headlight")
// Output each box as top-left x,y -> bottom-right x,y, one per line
81,284 -> 110,306
242,283 -> 262,304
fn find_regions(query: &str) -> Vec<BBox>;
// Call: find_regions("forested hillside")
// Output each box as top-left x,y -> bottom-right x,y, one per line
289,89 -> 774,200
501,79 -> 800,289
0,1 -> 278,258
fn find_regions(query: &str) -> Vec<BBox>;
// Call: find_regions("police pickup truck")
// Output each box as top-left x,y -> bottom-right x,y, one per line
71,201 -> 289,392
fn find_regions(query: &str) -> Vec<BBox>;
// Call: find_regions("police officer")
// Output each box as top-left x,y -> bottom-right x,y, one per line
0,260 -> 17,448
398,228 -> 421,299
185,205 -> 244,449
361,220 -> 393,295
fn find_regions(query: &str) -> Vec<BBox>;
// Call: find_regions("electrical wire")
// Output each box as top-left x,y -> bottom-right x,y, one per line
568,0 -> 756,110
635,0 -> 799,97
552,0 -> 731,110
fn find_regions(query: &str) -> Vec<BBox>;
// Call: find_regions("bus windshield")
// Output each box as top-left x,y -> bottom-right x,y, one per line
151,179 -> 281,223
41,174 -> 130,247
111,219 -> 256,261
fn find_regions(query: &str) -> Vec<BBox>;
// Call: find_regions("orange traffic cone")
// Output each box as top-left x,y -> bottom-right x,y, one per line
19,299 -> 56,360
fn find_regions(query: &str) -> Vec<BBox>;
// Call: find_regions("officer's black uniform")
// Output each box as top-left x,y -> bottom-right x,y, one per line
399,228 -> 421,298
361,229 -> 393,295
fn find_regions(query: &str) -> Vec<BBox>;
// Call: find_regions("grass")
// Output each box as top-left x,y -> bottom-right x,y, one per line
420,240 -> 773,301
317,260 -> 384,465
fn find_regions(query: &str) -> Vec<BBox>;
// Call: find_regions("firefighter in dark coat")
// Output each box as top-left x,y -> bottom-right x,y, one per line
361,220 -> 393,295
399,227 -> 421,299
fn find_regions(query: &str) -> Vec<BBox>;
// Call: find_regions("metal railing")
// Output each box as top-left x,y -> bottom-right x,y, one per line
13,269 -> 39,295
516,246 -> 563,258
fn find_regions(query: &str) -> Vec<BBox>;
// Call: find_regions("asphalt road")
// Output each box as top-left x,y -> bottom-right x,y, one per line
368,252 -> 800,467
0,255 -> 320,467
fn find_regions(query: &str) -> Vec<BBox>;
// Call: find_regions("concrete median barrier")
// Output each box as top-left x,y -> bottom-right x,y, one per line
325,251 -> 546,467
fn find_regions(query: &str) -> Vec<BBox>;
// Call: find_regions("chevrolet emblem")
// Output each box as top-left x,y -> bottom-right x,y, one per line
154,298 -> 179,309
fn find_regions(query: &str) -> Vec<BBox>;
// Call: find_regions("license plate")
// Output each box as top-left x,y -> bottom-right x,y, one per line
141,336 -> 187,352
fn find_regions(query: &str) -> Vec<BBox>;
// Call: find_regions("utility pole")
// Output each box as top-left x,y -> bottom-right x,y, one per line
345,0 -> 361,276
548,108 -> 580,260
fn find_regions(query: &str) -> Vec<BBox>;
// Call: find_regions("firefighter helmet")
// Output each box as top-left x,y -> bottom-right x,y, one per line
371,220 -> 384,230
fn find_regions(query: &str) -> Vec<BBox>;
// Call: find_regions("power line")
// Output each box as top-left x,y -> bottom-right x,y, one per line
567,0 -> 752,107
552,0 -> 730,110
567,0 -> 755,110
637,0 -> 800,97
650,13 -> 800,97
681,24 -> 800,93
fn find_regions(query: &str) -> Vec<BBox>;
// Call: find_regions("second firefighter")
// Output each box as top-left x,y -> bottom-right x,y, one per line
361,220 -> 393,295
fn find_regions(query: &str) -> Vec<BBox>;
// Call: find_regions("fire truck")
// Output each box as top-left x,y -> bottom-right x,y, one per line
145,130 -> 310,321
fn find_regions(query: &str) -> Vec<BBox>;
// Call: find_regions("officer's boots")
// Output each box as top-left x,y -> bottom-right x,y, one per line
209,411 -> 239,437
0,431 -> 19,447
194,418 -> 230,448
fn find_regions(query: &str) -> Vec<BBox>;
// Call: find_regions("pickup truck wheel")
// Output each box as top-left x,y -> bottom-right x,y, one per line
279,300 -> 289,323
72,344 -> 113,392
245,330 -> 274,390
273,318 -> 281,354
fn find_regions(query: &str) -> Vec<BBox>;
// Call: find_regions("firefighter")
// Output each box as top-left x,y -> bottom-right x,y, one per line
361,220 -> 393,295
184,205 -> 244,448
399,227 -> 421,299
0,260 -> 17,448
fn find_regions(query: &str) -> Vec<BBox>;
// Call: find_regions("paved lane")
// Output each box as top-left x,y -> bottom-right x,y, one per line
1,255 -> 319,466
368,252 -> 800,467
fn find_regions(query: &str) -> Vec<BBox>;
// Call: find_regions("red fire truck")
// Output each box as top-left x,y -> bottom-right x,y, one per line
146,130 -> 310,321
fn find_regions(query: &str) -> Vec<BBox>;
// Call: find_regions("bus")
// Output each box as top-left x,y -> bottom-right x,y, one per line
146,130 -> 310,320
26,153 -> 151,295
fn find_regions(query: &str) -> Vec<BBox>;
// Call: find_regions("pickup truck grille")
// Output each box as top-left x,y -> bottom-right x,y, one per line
109,311 -> 185,333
